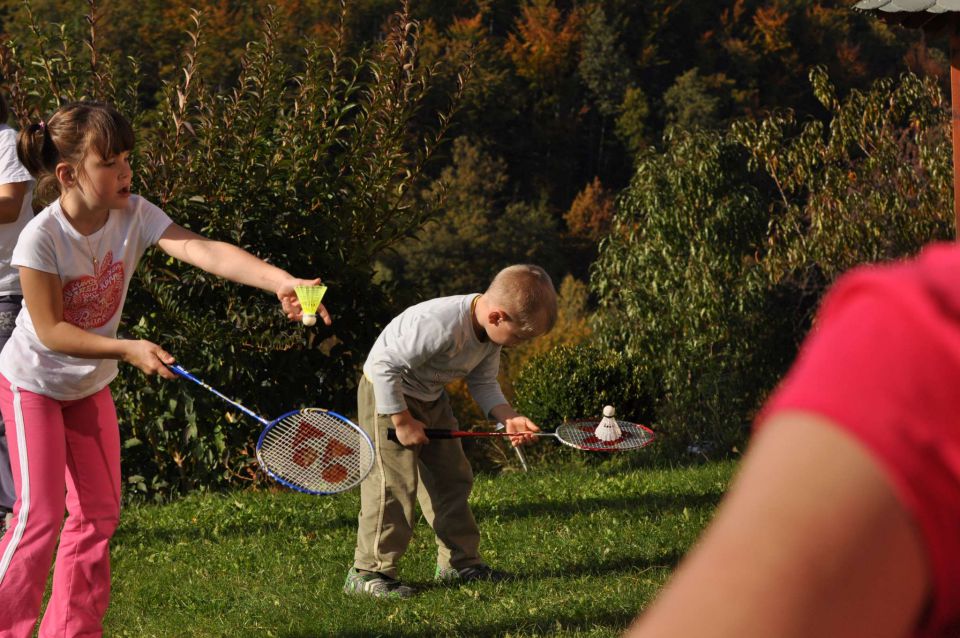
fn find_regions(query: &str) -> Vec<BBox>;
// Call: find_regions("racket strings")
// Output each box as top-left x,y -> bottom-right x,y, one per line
555,420 -> 655,451
258,410 -> 373,494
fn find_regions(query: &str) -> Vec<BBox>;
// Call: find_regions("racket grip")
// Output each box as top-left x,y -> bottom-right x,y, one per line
386,428 -> 456,442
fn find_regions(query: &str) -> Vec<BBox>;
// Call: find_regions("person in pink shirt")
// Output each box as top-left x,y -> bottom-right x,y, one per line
625,243 -> 960,638
0,100 -> 330,638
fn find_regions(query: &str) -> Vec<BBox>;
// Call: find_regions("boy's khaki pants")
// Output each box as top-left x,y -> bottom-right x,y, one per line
353,376 -> 482,578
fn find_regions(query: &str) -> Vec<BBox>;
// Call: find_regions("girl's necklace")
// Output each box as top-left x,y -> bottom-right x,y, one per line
83,212 -> 109,271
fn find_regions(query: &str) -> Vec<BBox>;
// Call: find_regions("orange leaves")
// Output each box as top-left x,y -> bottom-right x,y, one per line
753,5 -> 791,54
504,0 -> 581,86
449,12 -> 485,42
565,177 -> 614,242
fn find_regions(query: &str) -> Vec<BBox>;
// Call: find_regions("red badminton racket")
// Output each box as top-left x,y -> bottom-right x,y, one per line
387,419 -> 655,452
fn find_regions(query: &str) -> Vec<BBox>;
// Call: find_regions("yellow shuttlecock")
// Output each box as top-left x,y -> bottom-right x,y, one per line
295,284 -> 327,326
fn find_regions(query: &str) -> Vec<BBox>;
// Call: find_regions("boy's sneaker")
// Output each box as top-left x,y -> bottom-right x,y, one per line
343,568 -> 415,599
435,563 -> 512,584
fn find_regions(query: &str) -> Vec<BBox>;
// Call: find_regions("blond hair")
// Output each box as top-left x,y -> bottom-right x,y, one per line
485,264 -> 558,335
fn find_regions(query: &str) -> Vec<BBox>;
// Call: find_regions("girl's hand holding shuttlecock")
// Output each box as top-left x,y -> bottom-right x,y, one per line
277,278 -> 331,325
293,283 -> 329,326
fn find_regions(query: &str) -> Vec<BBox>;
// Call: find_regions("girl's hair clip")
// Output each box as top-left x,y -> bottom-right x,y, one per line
38,120 -> 45,131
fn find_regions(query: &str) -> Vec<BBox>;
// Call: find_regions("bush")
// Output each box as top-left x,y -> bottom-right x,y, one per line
590,67 -> 952,457
511,344 -> 656,463
1,2 -> 470,500
591,127 -> 789,455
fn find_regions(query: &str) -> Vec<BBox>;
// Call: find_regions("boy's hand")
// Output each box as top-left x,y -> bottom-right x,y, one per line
391,412 -> 429,446
122,339 -> 176,379
503,415 -> 540,447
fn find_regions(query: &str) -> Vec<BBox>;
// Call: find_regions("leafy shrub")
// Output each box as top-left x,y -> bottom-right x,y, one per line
591,127 -> 787,455
591,68 -> 952,456
1,2 -> 470,500
510,344 -> 656,463
736,67 -> 952,282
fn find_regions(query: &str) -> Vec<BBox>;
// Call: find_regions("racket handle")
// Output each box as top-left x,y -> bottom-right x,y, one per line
386,428 -> 458,442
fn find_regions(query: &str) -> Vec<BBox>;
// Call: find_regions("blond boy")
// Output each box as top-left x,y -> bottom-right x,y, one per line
345,264 -> 557,598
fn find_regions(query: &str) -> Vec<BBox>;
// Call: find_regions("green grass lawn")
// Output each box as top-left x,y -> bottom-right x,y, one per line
104,457 -> 736,637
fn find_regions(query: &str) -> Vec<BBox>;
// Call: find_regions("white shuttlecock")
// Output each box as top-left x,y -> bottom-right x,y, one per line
594,405 -> 622,442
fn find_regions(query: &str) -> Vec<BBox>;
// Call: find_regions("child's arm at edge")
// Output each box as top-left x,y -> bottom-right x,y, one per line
624,411 -> 928,638
0,181 -> 29,224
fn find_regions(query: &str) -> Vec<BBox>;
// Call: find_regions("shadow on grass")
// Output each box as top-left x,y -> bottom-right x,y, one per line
365,545 -> 684,600
472,490 -> 724,522
113,511 -> 360,545
116,488 -> 720,546
116,487 -> 721,547
277,607 -> 640,638
533,547 -> 685,580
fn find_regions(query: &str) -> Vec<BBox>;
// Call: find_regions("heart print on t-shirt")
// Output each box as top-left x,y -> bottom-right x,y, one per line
62,250 -> 124,328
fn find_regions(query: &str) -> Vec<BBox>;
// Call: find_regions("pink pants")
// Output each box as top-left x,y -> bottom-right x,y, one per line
0,376 -> 120,638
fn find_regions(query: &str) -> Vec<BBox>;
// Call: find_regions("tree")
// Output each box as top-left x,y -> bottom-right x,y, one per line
578,4 -> 630,119
565,176 -> 614,243
615,86 -> 650,157
663,68 -> 735,131
591,68 -> 952,454
388,136 -> 563,302
504,0 -> 582,92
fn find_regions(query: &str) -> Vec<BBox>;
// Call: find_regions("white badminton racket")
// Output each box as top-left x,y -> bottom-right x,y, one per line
168,364 -> 374,494
387,419 -> 655,452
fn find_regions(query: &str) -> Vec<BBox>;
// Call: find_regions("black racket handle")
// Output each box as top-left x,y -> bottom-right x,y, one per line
386,428 -> 458,442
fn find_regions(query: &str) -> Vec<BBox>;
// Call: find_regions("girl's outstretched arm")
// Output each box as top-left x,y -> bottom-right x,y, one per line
156,223 -> 330,324
20,266 -> 176,377
625,412 -> 928,638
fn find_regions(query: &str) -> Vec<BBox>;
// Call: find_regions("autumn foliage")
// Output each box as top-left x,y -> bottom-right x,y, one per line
0,0 -> 944,475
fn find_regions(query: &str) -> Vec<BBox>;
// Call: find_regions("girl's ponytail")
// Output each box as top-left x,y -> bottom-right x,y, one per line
17,121 -> 62,208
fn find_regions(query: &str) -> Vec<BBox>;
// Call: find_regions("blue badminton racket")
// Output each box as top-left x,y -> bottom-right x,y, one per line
168,364 -> 373,495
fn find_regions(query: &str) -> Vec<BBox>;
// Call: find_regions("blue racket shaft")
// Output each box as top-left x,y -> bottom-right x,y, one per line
168,364 -> 268,425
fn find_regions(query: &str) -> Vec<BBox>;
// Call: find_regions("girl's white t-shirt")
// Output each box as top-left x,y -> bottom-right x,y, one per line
0,124 -> 35,296
0,195 -> 173,400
